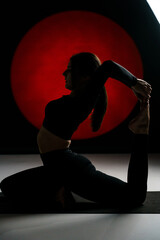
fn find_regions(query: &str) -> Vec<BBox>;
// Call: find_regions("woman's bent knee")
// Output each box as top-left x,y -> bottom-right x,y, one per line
128,188 -> 147,206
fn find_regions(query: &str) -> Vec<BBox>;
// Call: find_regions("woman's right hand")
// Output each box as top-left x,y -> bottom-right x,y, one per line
131,79 -> 152,102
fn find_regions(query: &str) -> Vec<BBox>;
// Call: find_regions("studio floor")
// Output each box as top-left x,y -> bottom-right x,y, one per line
0,153 -> 160,240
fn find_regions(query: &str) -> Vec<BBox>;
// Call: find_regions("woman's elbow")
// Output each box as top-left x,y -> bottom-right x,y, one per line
102,60 -> 115,72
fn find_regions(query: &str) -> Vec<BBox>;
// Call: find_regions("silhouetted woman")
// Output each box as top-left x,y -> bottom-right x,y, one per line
0,52 -> 152,209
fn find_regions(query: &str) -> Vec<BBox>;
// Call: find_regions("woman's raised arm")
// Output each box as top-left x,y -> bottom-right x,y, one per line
94,60 -> 137,88
93,60 -> 151,101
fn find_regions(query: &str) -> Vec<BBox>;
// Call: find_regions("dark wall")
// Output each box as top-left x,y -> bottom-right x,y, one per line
1,0 -> 160,153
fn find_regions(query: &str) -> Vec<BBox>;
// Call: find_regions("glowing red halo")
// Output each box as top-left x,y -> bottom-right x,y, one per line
11,11 -> 143,140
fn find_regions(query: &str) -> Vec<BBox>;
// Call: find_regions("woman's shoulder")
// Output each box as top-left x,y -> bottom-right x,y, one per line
45,95 -> 71,108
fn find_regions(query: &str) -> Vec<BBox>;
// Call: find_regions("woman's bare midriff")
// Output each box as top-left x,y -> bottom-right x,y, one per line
37,126 -> 71,154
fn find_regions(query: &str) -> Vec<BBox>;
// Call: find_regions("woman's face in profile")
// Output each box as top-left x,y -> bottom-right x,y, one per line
63,61 -> 73,90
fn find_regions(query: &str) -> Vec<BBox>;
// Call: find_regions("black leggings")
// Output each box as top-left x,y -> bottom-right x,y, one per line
0,134 -> 148,207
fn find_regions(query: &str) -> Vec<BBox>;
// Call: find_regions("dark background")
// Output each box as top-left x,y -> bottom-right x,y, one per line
1,0 -> 160,153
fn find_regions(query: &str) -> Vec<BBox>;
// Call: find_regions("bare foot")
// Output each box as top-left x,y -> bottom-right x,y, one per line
128,100 -> 150,134
55,186 -> 75,209
55,187 -> 66,208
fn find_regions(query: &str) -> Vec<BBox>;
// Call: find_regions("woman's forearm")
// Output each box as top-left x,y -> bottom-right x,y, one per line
94,60 -> 137,88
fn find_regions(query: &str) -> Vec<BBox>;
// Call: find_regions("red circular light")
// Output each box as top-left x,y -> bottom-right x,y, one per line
11,11 -> 143,140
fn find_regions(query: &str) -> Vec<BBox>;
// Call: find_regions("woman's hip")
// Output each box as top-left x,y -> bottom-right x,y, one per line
40,148 -> 94,175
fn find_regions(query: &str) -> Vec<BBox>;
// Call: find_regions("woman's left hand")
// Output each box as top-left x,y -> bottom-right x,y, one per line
131,78 -> 152,102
